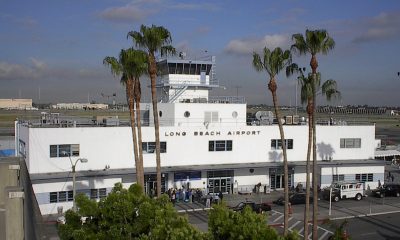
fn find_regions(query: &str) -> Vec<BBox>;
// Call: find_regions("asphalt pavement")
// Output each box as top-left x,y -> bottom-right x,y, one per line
178,189 -> 400,239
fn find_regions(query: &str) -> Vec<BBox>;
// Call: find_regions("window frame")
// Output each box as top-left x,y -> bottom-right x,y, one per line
209,140 -> 232,152
271,139 -> 293,150
49,144 -> 80,158
340,138 -> 361,149
142,141 -> 167,154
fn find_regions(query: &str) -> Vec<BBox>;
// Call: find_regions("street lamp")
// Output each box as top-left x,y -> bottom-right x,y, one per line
62,151 -> 88,212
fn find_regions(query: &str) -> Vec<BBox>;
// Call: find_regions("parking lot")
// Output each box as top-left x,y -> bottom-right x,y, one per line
178,186 -> 400,239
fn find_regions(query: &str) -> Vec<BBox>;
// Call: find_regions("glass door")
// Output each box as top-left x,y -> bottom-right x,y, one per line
221,178 -> 226,193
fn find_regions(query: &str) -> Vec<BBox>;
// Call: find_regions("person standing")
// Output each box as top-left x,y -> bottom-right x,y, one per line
171,190 -> 176,206
218,191 -> 223,203
206,193 -> 211,208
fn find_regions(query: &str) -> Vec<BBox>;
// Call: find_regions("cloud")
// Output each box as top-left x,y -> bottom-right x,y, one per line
353,11 -> 400,43
224,34 -> 290,55
0,58 -> 108,83
98,1 -> 218,23
1,14 -> 38,28
272,8 -> 306,24
169,3 -> 219,11
30,57 -> 46,70
0,61 -> 37,80
99,4 -> 156,23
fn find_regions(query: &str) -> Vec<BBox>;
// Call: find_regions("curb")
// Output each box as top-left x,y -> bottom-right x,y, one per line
177,207 -> 211,213
328,209 -> 400,221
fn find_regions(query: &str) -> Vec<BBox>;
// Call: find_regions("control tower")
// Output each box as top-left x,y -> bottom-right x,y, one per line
156,54 -> 219,103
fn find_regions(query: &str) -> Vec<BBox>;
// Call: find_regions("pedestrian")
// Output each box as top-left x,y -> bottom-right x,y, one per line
206,193 -> 211,208
218,191 -> 223,203
391,175 -> 394,182
171,190 -> 176,206
378,179 -> 382,188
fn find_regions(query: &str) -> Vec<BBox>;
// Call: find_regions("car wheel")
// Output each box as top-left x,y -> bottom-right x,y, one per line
334,196 -> 339,202
355,193 -> 362,201
396,192 -> 400,197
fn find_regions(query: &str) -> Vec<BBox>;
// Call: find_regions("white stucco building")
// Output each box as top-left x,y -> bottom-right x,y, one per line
15,56 -> 384,215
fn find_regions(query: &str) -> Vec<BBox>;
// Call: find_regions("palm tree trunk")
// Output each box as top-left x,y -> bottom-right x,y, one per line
134,78 -> 145,189
149,53 -> 162,198
303,99 -> 313,240
269,78 -> 289,235
126,79 -> 140,189
312,73 -> 319,240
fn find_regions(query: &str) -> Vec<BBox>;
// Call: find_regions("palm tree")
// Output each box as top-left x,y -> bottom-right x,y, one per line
103,48 -> 148,190
287,66 -> 340,240
291,29 -> 335,240
128,25 -> 176,197
253,47 -> 292,235
287,64 -> 312,239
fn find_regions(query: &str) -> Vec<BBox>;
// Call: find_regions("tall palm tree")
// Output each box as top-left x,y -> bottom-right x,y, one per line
103,48 -> 148,190
253,47 -> 292,235
287,66 -> 340,239
128,25 -> 176,197
291,29 -> 335,240
287,64 -> 313,240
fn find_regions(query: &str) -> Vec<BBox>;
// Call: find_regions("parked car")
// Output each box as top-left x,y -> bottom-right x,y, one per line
372,184 -> 400,198
273,193 -> 313,205
322,181 -> 364,202
230,201 -> 272,213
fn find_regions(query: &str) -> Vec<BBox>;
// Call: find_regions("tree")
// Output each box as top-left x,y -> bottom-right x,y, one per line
128,25 -> 176,197
59,183 -> 205,240
291,29 -> 335,240
286,64 -> 313,239
287,66 -> 340,240
253,47 -> 292,235
103,48 -> 148,190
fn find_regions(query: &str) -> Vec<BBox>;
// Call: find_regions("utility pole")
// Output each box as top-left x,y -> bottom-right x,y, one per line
234,86 -> 242,100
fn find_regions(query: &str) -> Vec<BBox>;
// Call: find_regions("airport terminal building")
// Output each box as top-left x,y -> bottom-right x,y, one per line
15,56 -> 384,215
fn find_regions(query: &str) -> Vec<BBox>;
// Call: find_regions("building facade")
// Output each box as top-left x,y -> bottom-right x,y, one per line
15,56 -> 384,215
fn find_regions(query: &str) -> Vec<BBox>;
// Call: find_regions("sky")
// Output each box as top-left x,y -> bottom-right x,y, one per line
1,0 -> 400,106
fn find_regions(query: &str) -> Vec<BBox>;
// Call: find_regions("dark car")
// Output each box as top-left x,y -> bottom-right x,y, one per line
273,193 -> 313,205
230,201 -> 272,213
372,184 -> 400,198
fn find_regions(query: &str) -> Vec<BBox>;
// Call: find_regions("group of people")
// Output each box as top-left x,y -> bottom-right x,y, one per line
167,188 -> 204,205
166,187 -> 224,207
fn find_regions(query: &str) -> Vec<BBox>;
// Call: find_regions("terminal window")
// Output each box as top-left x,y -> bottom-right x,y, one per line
209,140 -> 232,151
340,138 -> 361,148
50,144 -> 80,157
271,139 -> 293,150
355,173 -> 373,182
142,142 -> 167,154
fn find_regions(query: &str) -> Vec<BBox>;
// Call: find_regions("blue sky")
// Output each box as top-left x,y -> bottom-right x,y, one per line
1,0 -> 400,106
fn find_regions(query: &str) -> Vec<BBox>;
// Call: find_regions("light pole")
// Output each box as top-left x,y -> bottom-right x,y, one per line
62,151 -> 88,212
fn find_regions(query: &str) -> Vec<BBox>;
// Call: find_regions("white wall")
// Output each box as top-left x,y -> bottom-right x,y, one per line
20,124 -> 376,174
148,103 -> 247,127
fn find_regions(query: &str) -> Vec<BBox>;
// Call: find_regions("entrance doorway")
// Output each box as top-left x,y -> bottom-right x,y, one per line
208,177 -> 231,194
269,168 -> 293,190
144,174 -> 167,196
207,170 -> 234,194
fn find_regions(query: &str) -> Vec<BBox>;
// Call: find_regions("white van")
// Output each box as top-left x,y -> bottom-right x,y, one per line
323,181 -> 365,202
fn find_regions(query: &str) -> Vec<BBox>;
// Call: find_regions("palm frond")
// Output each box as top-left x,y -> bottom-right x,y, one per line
103,56 -> 122,76
321,79 -> 340,101
252,52 -> 264,72
291,33 -> 308,55
160,45 -> 176,57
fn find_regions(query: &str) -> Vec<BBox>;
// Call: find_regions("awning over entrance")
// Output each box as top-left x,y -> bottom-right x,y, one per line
375,149 -> 400,157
